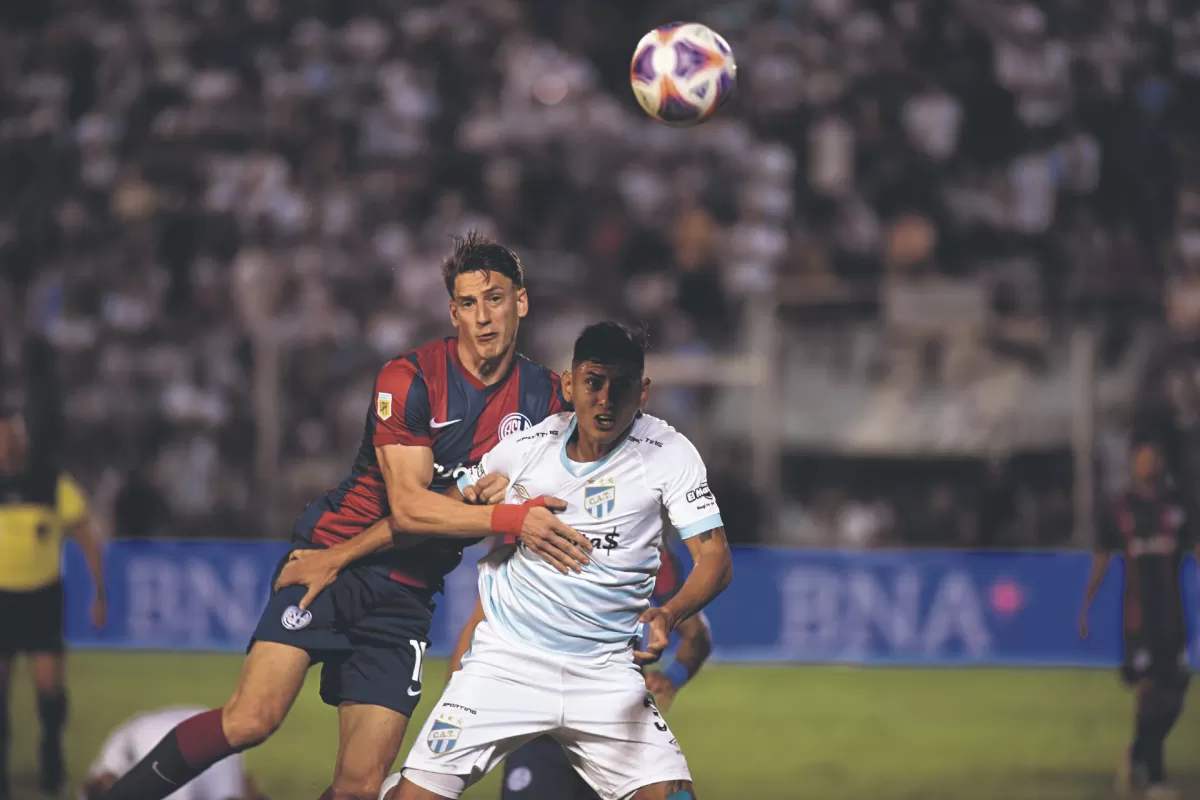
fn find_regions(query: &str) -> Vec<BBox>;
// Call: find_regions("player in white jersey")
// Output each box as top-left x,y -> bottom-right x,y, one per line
381,322 -> 733,800
82,707 -> 265,800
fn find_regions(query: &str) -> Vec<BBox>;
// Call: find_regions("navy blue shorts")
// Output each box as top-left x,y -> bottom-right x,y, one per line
502,736 -> 600,800
251,552 -> 436,717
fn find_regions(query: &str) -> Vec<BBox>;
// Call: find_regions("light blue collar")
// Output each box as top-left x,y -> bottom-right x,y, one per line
559,416 -> 633,479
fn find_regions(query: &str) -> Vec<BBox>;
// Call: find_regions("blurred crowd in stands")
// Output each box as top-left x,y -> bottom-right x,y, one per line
2,0 -> 1199,546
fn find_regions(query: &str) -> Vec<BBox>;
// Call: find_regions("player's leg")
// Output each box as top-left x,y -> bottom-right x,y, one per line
558,660 -> 692,800
102,640 -> 311,800
28,581 -> 69,793
29,651 -> 67,793
1138,642 -> 1190,795
316,572 -> 435,800
325,702 -> 410,800
1124,637 -> 1189,794
381,620 -> 562,800
630,780 -> 697,800
0,655 -> 11,800
380,770 -> 469,800
501,736 -> 600,800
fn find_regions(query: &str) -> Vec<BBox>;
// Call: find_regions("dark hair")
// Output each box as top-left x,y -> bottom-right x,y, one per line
572,321 -> 648,375
441,231 -> 525,296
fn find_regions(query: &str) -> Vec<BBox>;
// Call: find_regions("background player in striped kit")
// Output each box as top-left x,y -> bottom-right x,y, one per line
1080,436 -> 1200,799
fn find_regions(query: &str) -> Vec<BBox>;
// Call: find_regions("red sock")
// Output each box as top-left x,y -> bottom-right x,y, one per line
176,709 -> 235,767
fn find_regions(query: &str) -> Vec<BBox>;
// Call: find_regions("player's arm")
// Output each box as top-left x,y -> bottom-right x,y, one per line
1079,506 -> 1119,640
645,611 -> 712,710
60,475 -> 106,629
289,476 -> 506,569
636,528 -> 731,666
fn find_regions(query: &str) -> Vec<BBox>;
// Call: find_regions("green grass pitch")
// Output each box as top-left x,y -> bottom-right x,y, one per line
6,652 -> 1199,799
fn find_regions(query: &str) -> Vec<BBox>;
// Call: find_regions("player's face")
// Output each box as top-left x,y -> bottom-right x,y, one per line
1131,444 -> 1164,486
449,271 -> 528,363
563,362 -> 650,445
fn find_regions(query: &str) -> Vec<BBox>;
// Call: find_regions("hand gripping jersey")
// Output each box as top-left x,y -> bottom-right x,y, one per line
292,338 -> 564,590
458,412 -> 723,657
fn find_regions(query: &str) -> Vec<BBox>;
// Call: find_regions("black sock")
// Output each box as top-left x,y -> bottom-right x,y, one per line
103,729 -> 197,800
1131,700 -> 1155,767
1141,688 -> 1185,785
36,691 -> 67,792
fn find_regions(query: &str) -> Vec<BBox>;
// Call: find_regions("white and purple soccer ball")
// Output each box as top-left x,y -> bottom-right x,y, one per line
629,22 -> 737,127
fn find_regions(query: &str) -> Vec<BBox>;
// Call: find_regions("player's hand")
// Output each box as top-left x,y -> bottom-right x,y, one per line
463,472 -> 509,505
519,498 -> 593,574
1077,610 -> 1089,640
644,670 -> 678,711
275,548 -> 341,610
90,595 -> 107,630
634,606 -> 676,666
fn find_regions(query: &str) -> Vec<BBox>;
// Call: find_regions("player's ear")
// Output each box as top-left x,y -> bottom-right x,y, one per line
640,376 -> 651,408
515,287 -> 529,319
561,369 -> 574,403
448,297 -> 459,328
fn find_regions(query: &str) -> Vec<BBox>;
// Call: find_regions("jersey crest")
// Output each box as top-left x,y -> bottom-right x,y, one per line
376,392 -> 393,421
584,477 -> 617,520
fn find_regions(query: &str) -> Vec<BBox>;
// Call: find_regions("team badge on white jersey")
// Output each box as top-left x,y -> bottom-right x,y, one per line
584,477 -> 617,520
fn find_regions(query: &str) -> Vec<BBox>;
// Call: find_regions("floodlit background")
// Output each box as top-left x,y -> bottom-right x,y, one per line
2,0 -> 1199,796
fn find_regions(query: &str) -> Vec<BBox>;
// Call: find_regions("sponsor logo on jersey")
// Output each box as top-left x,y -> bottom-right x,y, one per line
512,483 -> 532,501
376,392 -> 393,421
498,412 -> 532,439
434,461 -> 470,481
685,482 -> 712,504
584,478 -> 617,520
1128,534 -> 1178,557
427,715 -> 463,754
281,605 -> 312,631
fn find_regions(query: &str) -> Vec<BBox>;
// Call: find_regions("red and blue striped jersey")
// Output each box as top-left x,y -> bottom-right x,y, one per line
652,540 -> 688,605
293,337 -> 566,590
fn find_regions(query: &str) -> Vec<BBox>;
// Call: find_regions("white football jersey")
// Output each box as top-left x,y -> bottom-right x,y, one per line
458,411 -> 723,657
87,707 -> 245,800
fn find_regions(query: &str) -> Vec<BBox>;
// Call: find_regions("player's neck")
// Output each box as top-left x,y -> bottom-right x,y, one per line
567,422 -> 635,463
456,342 -> 516,387
1131,482 -> 1159,501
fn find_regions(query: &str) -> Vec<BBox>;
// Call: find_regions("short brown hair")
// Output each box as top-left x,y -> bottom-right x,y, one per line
440,231 -> 525,296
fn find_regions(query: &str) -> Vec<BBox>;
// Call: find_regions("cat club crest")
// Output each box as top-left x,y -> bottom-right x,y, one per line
584,478 -> 617,520
427,714 -> 463,754
376,392 -> 393,421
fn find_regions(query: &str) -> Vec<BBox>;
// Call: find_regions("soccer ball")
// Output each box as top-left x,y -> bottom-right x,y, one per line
630,22 -> 736,127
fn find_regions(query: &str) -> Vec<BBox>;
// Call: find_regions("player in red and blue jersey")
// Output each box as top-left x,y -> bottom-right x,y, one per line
443,538 -> 714,800
102,233 -> 593,800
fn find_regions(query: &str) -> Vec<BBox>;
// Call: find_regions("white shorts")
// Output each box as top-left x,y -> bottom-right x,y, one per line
396,619 -> 690,800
